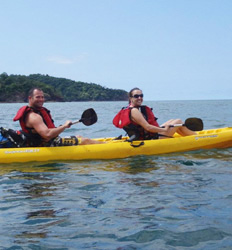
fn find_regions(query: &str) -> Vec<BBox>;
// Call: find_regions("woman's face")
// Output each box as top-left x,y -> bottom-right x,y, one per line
130,89 -> 144,107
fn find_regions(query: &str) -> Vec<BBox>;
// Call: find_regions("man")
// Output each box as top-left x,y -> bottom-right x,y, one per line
14,87 -> 101,146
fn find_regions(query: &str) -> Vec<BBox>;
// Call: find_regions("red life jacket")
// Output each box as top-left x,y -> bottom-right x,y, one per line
113,105 -> 159,140
13,106 -> 55,133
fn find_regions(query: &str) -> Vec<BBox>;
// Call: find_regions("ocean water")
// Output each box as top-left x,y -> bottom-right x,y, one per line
1,100 -> 232,250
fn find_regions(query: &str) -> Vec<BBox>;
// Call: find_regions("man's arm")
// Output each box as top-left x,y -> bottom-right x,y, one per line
27,112 -> 71,141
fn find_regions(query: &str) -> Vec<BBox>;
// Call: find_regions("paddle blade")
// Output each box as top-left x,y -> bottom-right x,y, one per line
80,108 -> 98,126
184,118 -> 203,131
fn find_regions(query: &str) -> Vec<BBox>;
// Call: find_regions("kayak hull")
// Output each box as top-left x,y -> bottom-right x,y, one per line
1,127 -> 232,163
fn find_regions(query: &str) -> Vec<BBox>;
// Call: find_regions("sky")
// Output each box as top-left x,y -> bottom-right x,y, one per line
0,0 -> 232,100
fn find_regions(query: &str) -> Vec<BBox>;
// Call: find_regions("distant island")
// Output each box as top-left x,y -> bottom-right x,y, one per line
0,72 -> 128,102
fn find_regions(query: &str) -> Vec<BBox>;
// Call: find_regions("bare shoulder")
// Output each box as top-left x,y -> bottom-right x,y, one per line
28,111 -> 40,119
130,107 -> 145,124
27,112 -> 43,125
131,108 -> 141,116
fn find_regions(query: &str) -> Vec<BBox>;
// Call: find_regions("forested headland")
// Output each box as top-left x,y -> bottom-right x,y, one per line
0,72 -> 128,103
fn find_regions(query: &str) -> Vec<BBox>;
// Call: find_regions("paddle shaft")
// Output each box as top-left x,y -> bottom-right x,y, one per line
161,124 -> 186,128
69,108 -> 98,126
169,124 -> 186,128
161,117 -> 203,131
70,119 -> 82,125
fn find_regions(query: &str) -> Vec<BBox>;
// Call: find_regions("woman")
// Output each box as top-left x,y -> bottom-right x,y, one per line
113,87 -> 196,140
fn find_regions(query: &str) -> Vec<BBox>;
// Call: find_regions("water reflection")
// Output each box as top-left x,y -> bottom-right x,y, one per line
118,227 -> 230,246
0,162 -> 70,175
1,169 -> 68,244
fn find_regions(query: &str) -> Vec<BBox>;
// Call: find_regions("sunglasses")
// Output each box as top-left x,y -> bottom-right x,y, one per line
132,94 -> 144,98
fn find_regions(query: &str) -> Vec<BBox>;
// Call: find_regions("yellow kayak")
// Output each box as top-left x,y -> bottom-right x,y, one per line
1,127 -> 232,163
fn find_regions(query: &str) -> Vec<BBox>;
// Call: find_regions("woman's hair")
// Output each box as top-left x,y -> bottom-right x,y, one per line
128,87 -> 142,104
128,87 -> 141,98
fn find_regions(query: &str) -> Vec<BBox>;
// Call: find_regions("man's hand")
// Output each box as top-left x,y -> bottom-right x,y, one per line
63,120 -> 72,129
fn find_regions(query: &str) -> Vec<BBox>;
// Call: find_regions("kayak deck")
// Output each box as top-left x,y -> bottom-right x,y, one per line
1,127 -> 232,163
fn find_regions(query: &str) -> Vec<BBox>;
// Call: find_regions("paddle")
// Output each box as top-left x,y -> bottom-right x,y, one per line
165,117 -> 203,131
70,108 -> 98,126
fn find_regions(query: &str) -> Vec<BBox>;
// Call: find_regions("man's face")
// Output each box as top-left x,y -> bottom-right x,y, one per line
29,89 -> 45,108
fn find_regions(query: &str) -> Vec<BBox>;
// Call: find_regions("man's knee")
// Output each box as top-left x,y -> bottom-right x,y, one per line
79,137 -> 91,145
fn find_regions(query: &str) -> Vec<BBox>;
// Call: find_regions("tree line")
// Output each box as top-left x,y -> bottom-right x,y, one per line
0,72 -> 128,102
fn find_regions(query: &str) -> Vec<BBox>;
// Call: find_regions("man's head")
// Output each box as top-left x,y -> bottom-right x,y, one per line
28,88 -> 45,109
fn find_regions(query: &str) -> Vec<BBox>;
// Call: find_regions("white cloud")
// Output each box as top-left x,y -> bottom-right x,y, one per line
46,54 -> 88,65
46,56 -> 75,64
